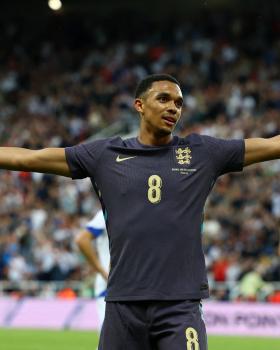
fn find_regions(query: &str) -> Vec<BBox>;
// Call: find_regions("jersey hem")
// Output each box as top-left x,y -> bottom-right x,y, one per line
105,292 -> 209,301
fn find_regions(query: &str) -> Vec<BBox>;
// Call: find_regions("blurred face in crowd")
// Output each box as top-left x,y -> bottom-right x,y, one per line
134,80 -> 183,137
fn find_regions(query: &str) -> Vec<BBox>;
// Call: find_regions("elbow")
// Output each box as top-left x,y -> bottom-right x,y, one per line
16,150 -> 37,171
271,135 -> 280,142
75,231 -> 91,248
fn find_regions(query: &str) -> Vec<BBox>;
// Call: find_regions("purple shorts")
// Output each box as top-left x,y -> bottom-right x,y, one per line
98,300 -> 207,350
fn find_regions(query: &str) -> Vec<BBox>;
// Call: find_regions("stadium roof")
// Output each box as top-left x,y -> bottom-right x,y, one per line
2,0 -> 280,19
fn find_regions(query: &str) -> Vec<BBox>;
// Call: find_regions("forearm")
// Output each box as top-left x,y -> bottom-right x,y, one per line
82,246 -> 105,273
0,147 -> 70,176
76,232 -> 108,280
0,147 -> 34,171
244,136 -> 280,166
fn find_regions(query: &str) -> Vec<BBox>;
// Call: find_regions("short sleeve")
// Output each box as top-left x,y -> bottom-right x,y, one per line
86,210 -> 106,238
65,139 -> 107,179
202,135 -> 245,177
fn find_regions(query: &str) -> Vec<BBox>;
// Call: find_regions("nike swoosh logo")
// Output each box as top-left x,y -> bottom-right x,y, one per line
116,155 -> 137,162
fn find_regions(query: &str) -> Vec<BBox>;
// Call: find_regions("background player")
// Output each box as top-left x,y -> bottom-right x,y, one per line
75,209 -> 109,329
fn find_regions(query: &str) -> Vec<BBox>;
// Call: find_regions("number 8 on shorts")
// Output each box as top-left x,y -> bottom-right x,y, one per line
186,327 -> 200,350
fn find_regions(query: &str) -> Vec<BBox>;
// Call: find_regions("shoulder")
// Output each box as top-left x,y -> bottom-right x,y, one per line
178,133 -> 205,146
84,136 -> 121,149
67,136 -> 125,156
182,133 -> 243,147
87,136 -> 134,149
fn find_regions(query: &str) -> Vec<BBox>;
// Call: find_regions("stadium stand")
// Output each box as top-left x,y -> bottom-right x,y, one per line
0,9 -> 280,301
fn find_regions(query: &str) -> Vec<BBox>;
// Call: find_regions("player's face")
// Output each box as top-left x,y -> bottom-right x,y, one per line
135,81 -> 183,136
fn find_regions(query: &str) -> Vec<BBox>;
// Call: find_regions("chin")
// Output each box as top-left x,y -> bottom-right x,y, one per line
157,127 -> 173,137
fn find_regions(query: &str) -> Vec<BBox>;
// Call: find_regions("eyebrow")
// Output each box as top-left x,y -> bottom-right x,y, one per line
155,92 -> 183,103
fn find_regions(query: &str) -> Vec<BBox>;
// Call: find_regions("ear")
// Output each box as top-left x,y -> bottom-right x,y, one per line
134,98 -> 144,114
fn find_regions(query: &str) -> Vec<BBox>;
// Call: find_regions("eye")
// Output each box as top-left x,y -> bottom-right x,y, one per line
175,101 -> 183,108
157,94 -> 169,103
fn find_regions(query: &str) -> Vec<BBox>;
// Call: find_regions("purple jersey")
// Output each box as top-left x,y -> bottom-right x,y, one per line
65,134 -> 244,301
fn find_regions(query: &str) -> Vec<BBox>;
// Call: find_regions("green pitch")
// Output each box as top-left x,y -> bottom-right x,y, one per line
0,329 -> 279,350
208,335 -> 280,350
0,329 -> 98,350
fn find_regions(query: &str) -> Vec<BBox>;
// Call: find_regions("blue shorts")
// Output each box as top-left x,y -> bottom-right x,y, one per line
98,300 -> 207,350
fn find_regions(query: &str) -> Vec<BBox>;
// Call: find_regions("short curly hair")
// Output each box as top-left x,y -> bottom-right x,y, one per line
135,74 -> 181,98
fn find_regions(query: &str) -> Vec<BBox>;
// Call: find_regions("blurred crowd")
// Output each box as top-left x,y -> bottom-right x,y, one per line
0,12 -> 280,301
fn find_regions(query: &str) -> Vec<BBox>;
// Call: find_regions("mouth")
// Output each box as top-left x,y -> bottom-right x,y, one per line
162,116 -> 177,127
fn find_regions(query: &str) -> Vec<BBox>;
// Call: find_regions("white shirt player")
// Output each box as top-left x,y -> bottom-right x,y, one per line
85,210 -> 110,329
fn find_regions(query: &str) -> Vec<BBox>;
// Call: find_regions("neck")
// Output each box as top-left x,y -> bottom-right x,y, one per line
138,128 -> 173,146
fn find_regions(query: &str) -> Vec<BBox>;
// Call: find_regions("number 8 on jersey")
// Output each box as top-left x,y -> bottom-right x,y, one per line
147,175 -> 162,204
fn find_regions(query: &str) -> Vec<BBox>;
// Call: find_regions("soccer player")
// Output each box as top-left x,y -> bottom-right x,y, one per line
75,209 -> 109,329
1,74 -> 280,349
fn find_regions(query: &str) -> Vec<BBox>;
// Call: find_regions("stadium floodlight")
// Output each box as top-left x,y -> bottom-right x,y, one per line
48,0 -> 62,11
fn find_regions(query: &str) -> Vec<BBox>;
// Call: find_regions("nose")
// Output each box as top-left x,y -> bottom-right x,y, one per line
167,102 -> 178,115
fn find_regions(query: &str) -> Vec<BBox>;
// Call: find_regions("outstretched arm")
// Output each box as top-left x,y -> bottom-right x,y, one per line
244,136 -> 280,166
75,230 -> 108,281
0,147 -> 71,177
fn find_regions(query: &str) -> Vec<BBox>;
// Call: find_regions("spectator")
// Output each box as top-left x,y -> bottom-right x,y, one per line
0,12 -> 279,300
